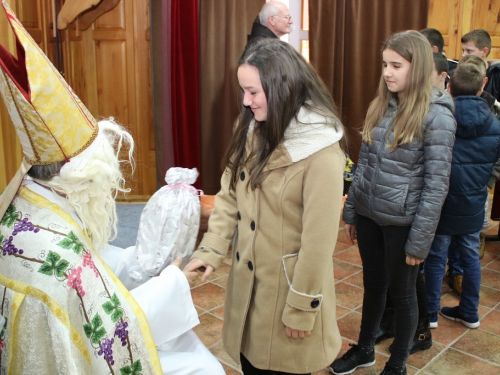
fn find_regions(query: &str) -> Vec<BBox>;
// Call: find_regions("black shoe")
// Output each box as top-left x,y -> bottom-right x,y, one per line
375,307 -> 395,344
410,315 -> 432,353
441,306 -> 479,328
390,315 -> 433,355
380,363 -> 407,374
329,344 -> 375,375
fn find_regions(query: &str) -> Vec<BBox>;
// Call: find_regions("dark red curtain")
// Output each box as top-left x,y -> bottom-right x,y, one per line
309,0 -> 429,163
171,0 -> 201,183
198,0 -> 265,194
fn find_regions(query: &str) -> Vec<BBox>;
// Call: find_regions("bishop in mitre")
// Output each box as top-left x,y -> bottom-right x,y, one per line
0,2 -> 223,374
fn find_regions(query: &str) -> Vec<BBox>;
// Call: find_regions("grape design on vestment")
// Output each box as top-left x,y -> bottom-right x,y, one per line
114,321 -> 129,347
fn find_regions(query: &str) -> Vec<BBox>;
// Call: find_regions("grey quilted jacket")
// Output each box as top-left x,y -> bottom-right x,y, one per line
343,89 -> 456,259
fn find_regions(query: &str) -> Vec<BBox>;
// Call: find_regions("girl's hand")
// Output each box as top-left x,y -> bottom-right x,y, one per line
406,255 -> 423,266
172,257 -> 198,287
183,258 -> 214,282
344,223 -> 357,244
285,326 -> 311,339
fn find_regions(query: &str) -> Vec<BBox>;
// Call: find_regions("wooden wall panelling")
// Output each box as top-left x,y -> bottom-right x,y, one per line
1,0 -> 155,198
59,1 -> 155,199
92,2 -> 137,196
92,0 -> 154,198
428,0 -> 500,60
427,0 -> 462,60
131,0 -> 155,196
428,0 -> 454,57
451,0 -> 467,59
455,0 -> 473,58
469,0 -> 500,59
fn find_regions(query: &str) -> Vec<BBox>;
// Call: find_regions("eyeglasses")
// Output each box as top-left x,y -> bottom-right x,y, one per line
274,15 -> 292,20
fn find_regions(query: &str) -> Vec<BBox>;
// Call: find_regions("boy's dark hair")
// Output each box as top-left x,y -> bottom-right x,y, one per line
420,28 -> 444,53
461,29 -> 491,55
433,52 -> 448,74
449,63 -> 485,97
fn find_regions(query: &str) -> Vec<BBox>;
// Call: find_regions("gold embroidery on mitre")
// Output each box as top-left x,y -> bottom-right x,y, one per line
0,2 -> 98,165
2,69 -> 41,163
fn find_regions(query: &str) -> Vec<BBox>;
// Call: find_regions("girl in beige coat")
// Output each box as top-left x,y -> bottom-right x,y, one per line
185,39 -> 346,374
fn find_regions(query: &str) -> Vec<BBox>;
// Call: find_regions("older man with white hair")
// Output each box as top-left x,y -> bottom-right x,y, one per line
247,1 -> 293,47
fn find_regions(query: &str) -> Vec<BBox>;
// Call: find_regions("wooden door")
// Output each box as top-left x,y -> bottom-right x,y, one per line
61,1 -> 155,199
428,0 -> 500,60
427,0 -> 461,59
0,0 -> 155,199
468,0 -> 500,59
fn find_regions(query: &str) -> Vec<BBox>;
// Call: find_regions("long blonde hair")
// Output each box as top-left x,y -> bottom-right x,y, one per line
363,30 -> 433,150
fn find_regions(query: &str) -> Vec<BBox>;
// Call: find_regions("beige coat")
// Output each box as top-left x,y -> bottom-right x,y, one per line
193,108 -> 345,373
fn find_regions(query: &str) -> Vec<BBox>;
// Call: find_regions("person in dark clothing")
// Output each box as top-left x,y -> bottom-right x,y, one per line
425,63 -> 500,329
420,28 -> 458,86
432,52 -> 449,89
374,51 -> 450,356
461,29 -> 500,102
246,1 -> 292,48
330,31 -> 455,375
446,55 -> 500,297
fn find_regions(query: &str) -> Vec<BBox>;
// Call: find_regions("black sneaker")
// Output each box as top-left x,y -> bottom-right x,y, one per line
380,363 -> 407,374
329,344 -> 375,375
440,306 -> 479,328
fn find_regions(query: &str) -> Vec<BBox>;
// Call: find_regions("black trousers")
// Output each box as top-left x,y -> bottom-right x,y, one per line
386,263 -> 429,319
356,214 -> 419,369
240,354 -> 311,375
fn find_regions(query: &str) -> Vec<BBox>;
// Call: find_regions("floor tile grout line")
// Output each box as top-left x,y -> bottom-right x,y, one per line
450,346 -> 500,368
414,329 -> 468,374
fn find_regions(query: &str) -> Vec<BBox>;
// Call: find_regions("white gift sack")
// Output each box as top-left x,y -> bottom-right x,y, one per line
128,167 -> 201,283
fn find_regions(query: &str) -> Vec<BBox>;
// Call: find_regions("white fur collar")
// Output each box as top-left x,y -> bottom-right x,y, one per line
248,106 -> 344,165
283,107 -> 343,162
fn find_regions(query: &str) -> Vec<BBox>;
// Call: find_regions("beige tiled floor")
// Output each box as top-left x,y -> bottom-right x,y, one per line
191,210 -> 500,374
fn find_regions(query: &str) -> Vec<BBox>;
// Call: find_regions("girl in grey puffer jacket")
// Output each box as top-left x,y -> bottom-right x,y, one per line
330,31 -> 456,375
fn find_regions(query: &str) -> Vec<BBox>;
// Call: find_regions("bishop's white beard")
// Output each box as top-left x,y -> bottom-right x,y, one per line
41,119 -> 135,251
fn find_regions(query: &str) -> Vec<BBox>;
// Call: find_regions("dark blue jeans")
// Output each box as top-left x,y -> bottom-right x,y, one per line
356,214 -> 419,368
425,232 -> 481,320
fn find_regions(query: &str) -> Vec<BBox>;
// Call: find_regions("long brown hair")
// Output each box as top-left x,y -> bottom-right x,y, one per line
224,39 -> 346,191
363,30 -> 433,151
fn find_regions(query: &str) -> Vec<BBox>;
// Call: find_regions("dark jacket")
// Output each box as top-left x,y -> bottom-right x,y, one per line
486,63 -> 500,102
246,16 -> 278,49
481,90 -> 500,120
446,59 -> 458,87
343,89 -> 456,259
436,95 -> 500,235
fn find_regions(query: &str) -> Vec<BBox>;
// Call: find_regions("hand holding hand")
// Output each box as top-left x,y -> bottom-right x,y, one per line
183,257 -> 214,282
285,326 -> 311,339
172,257 -> 198,287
